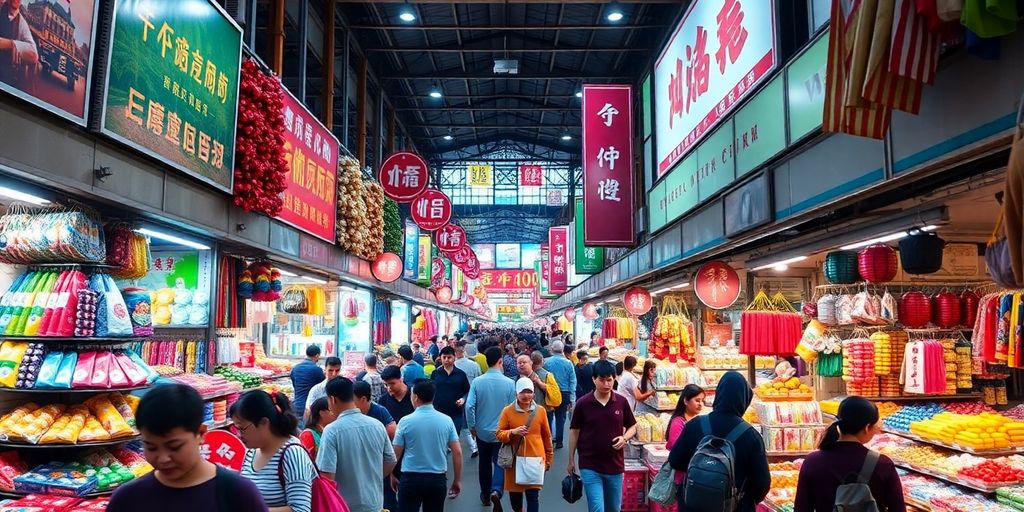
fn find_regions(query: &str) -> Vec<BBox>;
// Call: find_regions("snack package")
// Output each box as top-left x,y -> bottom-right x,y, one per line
0,403 -> 39,434
4,272 -> 43,336
74,288 -> 98,337
0,451 -> 28,491
0,342 -> 30,387
89,352 -> 112,389
125,350 -> 158,384
77,414 -> 110,442
34,351 -> 64,388
121,287 -> 153,336
71,351 -> 96,388
0,272 -> 29,332
10,404 -> 66,444
784,428 -> 801,452
107,394 -> 136,429
22,271 -> 58,336
53,351 -> 77,389
0,492 -> 84,510
13,464 -> 98,496
39,405 -> 87,444
105,353 -> 128,388
84,395 -> 133,438
109,446 -> 152,477
49,269 -> 86,337
113,352 -> 146,386
123,394 -> 140,415
38,270 -> 71,335
14,343 -> 46,389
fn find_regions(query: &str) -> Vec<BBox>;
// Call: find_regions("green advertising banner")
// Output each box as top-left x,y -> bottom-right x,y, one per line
574,199 -> 604,274
695,121 -> 736,202
649,181 -> 668,233
101,0 -> 242,192
734,77 -> 787,178
786,31 -> 829,143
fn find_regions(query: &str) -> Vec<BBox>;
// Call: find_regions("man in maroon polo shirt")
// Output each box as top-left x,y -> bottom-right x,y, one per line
566,359 -> 637,512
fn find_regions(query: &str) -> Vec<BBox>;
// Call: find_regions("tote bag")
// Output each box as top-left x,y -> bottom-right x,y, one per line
277,444 -> 349,512
648,460 -> 677,505
101,275 -> 134,336
515,455 -> 545,486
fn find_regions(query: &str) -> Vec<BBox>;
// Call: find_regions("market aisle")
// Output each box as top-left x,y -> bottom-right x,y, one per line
445,436 -> 590,512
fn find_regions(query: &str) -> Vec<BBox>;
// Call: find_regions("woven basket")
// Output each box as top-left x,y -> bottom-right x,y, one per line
899,231 -> 945,275
932,291 -> 961,328
858,244 -> 898,283
900,291 -> 932,328
817,294 -> 838,326
824,251 -> 861,284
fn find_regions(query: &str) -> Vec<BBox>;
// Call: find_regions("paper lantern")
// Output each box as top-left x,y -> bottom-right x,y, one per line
932,291 -> 961,328
899,231 -> 945,275
582,303 -> 599,320
961,291 -> 980,329
435,286 -> 452,304
858,244 -> 898,283
900,291 -> 931,328
823,251 -> 860,284
564,308 -> 576,321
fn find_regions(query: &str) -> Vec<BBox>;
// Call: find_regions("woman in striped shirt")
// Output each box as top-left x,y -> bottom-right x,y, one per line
230,390 -> 317,512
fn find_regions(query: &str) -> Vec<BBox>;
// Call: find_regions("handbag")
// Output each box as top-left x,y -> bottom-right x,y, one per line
515,455 -> 545,486
648,460 -> 677,505
277,443 -> 350,512
987,210 -> 1020,289
497,407 -> 537,469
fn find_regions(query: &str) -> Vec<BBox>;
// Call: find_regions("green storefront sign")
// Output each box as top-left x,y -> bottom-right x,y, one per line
734,77 -> 787,178
101,0 -> 242,192
648,182 -> 667,233
574,199 -> 604,274
695,122 -> 736,201
786,31 -> 829,142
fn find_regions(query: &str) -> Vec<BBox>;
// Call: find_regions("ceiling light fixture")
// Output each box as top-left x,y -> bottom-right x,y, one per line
840,225 -> 939,251
561,134 -> 572,140
750,255 -> 807,272
302,275 -> 328,285
277,269 -> 298,277
606,2 -> 625,22
672,283 -> 690,289
575,91 -> 583,98
0,186 -> 49,205
443,134 -> 453,141
429,82 -> 443,98
398,2 -> 416,22
135,228 -> 210,250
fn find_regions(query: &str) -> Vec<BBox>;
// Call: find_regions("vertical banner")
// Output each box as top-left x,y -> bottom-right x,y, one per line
574,198 -> 604,274
416,235 -> 432,286
548,227 -> 569,294
519,165 -> 544,186
468,164 -> 493,187
582,84 -> 635,246
402,221 -> 419,280
538,246 -> 555,299
277,88 -> 339,241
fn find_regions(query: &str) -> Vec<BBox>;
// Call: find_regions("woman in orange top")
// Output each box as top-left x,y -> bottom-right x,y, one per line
497,377 -> 554,512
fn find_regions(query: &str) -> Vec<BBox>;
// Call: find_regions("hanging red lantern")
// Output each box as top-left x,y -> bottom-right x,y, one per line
582,303 -> 599,320
564,307 -> 576,321
858,244 -> 898,283
435,286 -> 452,304
961,291 -> 980,329
932,291 -> 961,328
900,291 -> 932,328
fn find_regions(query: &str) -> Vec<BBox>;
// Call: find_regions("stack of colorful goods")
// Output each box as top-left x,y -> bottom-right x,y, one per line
166,373 -> 241,399
0,494 -> 110,509
649,297 -> 696,363
842,335 -> 875,385
909,412 -> 1024,451
232,58 -> 288,217
0,270 -> 139,338
883,403 -> 945,433
740,291 -> 802,355
697,346 -> 775,369
131,337 -> 214,374
956,339 -> 975,390
0,392 -> 139,445
0,209 -> 105,264
0,346 -> 156,390
872,331 -> 893,375
754,377 -> 813,401
213,365 -> 264,389
105,223 -> 150,279
600,315 -> 636,341
634,414 -> 669,444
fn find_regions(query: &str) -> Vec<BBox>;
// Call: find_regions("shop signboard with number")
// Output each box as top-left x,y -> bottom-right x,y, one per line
380,151 -> 430,202
479,270 -> 538,292
519,165 -> 544,186
100,0 -> 242,191
574,199 -> 604,274
548,227 -> 568,294
694,260 -> 741,309
582,84 -> 634,246
410,189 -> 452,231
276,87 -> 338,241
654,0 -> 777,177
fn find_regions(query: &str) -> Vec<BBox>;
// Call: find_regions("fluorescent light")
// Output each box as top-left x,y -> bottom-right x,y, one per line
575,91 -> 583,98
135,228 -> 210,250
652,287 -> 674,295
429,91 -> 442,98
607,11 -> 624,21
750,255 -> 807,272
442,134 -> 453,141
772,264 -> 789,272
340,285 -> 357,292
672,283 -> 690,289
561,135 -> 572,140
0,186 -> 49,205
399,10 -> 416,22
277,269 -> 298,277
840,225 -> 939,251
302,275 -> 328,284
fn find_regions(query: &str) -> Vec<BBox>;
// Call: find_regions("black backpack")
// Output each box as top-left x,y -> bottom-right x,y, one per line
833,451 -> 881,512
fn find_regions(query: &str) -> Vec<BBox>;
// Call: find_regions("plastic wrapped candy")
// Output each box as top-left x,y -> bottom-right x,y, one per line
35,351 -> 64,389
72,351 -> 97,388
0,342 -> 30,387
121,287 -> 153,336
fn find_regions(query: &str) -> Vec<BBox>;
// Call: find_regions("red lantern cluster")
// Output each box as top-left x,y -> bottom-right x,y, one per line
900,291 -> 932,328
961,291 -> 980,328
932,291 -> 961,328
858,244 -> 898,283
233,59 -> 288,216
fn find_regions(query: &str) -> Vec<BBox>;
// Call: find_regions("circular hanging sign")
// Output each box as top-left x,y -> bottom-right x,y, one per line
623,286 -> 653,316
202,430 -> 246,471
564,307 -> 576,321
379,151 -> 430,202
464,252 -> 479,271
410,189 -> 453,231
435,286 -> 452,304
371,252 -> 403,283
464,265 -> 480,280
694,261 -> 741,309
582,303 -> 599,320
451,246 -> 472,265
436,224 -> 467,253
430,257 -> 446,289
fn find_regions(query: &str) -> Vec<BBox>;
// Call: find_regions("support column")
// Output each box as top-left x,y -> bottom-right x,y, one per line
297,0 -> 309,102
270,0 -> 284,75
340,34 -> 350,147
323,0 -> 335,129
387,107 -> 396,155
356,55 -> 368,167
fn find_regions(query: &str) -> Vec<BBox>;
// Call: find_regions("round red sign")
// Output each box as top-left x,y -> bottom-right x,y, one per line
410,189 -> 453,231
623,286 -> 653,316
582,303 -> 599,320
435,286 -> 452,304
436,224 -> 467,253
371,252 -> 403,283
430,257 -> 446,289
694,261 -> 741,309
379,151 -> 430,202
202,430 -> 246,471
564,308 -> 576,321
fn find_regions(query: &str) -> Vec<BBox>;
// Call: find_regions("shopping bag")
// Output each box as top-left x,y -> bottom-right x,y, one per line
648,460 -> 677,505
101,275 -> 133,336
514,456 -> 544,486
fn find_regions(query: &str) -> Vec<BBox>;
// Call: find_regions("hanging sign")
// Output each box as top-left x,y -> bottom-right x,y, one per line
654,0 -> 778,176
694,260 -> 741,309
202,430 -> 245,471
402,221 -> 420,280
410,188 -> 452,231
582,84 -> 635,246
372,252 -> 403,283
430,257 -> 446,289
435,286 -> 452,304
564,308 -> 576,321
416,235 -> 432,286
276,87 -> 339,241
479,270 -> 538,292
380,151 -> 430,202
436,224 -> 467,253
468,164 -> 493,187
100,0 -> 243,192
623,286 -> 653,316
574,198 -> 604,274
519,165 -> 544,186
451,246 -> 472,266
582,303 -> 599,320
548,227 -> 569,294
546,190 -> 563,206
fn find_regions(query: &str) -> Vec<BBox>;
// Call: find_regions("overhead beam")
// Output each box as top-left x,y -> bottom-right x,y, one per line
415,124 -> 578,129
403,94 -> 580,101
381,70 -> 631,80
339,0 -> 675,3
397,107 -> 579,112
349,24 -> 663,30
364,44 -> 651,53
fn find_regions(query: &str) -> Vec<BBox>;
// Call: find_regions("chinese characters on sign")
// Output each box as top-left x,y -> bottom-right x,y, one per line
519,165 -> 544,187
435,224 -> 468,253
693,260 -> 741,309
573,199 -> 604,274
478,270 -> 539,292
372,252 -> 403,283
201,430 -> 245,471
410,189 -> 453,231
655,0 -> 776,176
548,227 -> 569,294
623,286 -> 653,316
380,152 -> 430,202
582,84 -> 634,246
276,88 -> 338,242
468,164 -> 493,187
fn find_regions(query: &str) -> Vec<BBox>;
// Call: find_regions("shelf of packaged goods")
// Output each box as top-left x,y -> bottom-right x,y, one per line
0,435 -> 141,449
0,488 -> 114,499
198,388 -> 245,401
765,451 -> 812,458
905,496 -> 933,512
206,419 -> 231,430
2,385 -> 150,394
265,372 -> 291,380
882,428 -> 1024,456
865,394 -> 983,402
891,460 -> 1005,494
0,336 -> 145,344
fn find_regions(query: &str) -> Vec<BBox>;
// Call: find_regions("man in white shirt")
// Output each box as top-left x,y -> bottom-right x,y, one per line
616,355 -> 640,411
304,357 -> 341,420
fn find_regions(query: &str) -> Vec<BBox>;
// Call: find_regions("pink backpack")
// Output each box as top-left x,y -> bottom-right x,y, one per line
277,443 -> 350,512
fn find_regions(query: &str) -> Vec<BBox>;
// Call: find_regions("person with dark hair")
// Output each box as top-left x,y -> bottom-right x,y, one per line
319,376 -> 397,512
427,335 -> 441,363
563,340 -> 577,364
454,343 -> 481,457
590,331 -> 601,347
230,390 -> 317,512
354,380 -> 397,438
575,350 -> 596,398
467,346 -> 517,510
668,371 -> 770,512
502,343 -> 520,380
598,346 -> 609,361
567,360 -> 637,512
615,356 -> 642,411
794,397 -> 905,512
399,344 -> 427,385
545,340 -> 576,449
665,384 -> 705,490
411,342 -> 427,366
290,345 -> 325,419
635,360 -> 660,414
299,397 -> 335,460
376,367 -> 412,512
394,380 -> 464,511
431,346 -> 471,438
107,385 -> 268,512
358,353 -> 386,403
304,356 -> 342,418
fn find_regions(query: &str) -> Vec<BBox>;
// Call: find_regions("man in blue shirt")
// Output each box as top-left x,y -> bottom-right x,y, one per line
290,345 -> 325,418
454,343 -> 481,458
399,344 -> 427,385
393,380 -> 463,512
545,341 -> 578,449
354,381 -> 397,438
466,346 -> 516,510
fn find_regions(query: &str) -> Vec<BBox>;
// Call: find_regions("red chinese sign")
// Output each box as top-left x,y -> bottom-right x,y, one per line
451,246 -> 472,265
435,286 -> 452,304
519,165 -> 544,186
277,88 -> 339,242
411,189 -> 452,231
379,151 -> 430,202
582,303 -> 599,320
564,307 -> 576,321
655,0 -> 777,176
202,430 -> 246,471
479,270 -> 539,292
694,260 -> 741,309
548,226 -> 569,294
623,286 -> 653,316
582,84 -> 635,246
436,224 -> 467,253
372,252 -> 403,283
430,257 -> 446,289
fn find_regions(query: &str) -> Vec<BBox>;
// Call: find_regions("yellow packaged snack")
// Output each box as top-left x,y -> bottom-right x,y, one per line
84,395 -> 133,438
123,394 -> 141,414
78,413 -> 111,442
0,402 -> 39,433
39,406 -> 87,444
0,342 -> 30,387
10,403 -> 65,443
108,393 -> 136,429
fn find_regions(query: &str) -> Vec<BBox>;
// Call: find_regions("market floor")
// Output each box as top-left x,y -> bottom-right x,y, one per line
444,436 -> 591,512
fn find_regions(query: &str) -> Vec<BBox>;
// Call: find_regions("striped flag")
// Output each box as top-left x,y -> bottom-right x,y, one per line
889,0 -> 941,85
824,0 -> 892,139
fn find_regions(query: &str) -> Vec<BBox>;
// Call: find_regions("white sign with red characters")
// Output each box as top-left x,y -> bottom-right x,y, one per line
623,286 -> 653,316
410,189 -> 453,231
379,151 -> 430,202
654,0 -> 777,177
372,252 -> 403,283
436,224 -> 468,253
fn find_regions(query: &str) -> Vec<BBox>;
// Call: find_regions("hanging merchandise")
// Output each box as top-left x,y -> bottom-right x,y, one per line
872,331 -> 893,375
237,261 -> 283,303
600,309 -> 636,341
817,293 -> 838,326
0,206 -> 106,264
383,199 -> 403,255
842,331 -> 875,385
215,256 -> 246,329
794,319 -> 826,363
932,290 -> 962,328
823,251 -> 861,284
858,244 -> 898,283
106,224 -> 150,279
650,297 -> 696,362
955,338 -> 974,390
373,299 -> 391,346
0,269 -> 139,338
336,157 -> 385,261
961,290 -> 981,329
364,181 -> 386,261
900,290 -> 932,328
899,230 -> 946,274
880,289 -> 899,324
816,333 -> 844,377
131,336 -> 214,374
899,339 -> 949,395
280,287 -> 310,314
739,291 -> 802,356
232,59 -> 288,216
